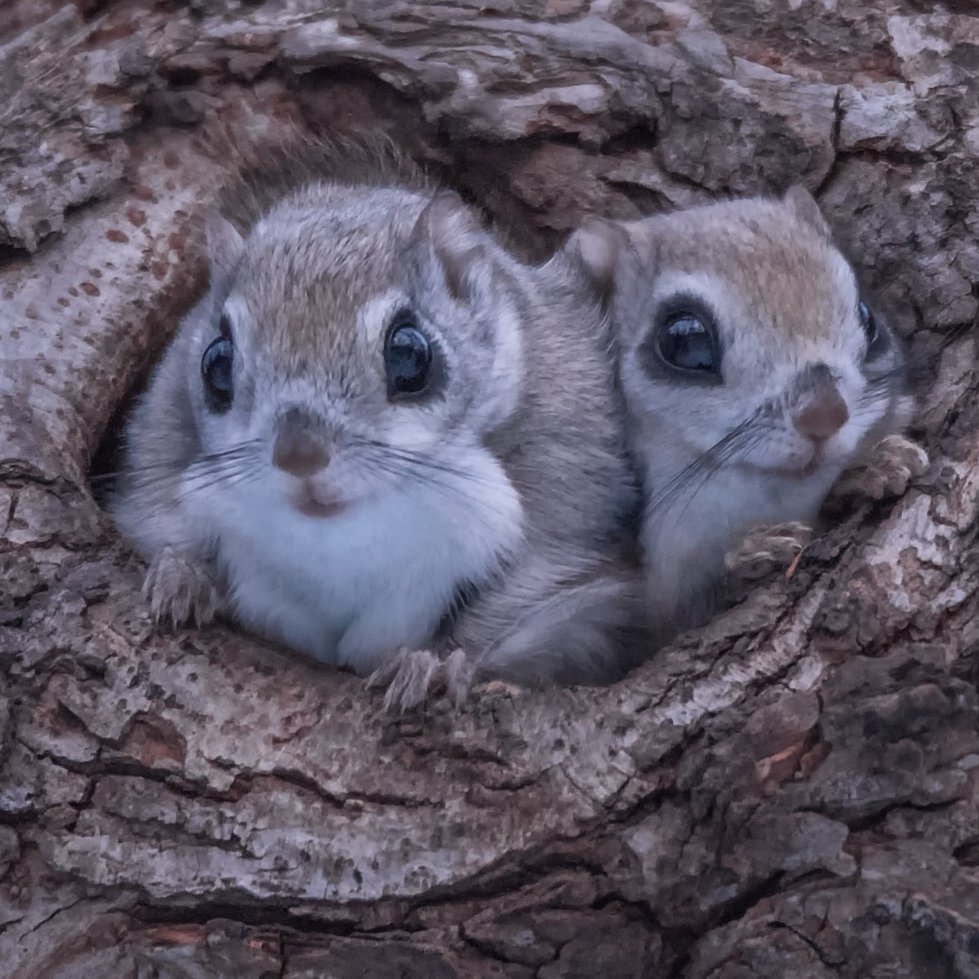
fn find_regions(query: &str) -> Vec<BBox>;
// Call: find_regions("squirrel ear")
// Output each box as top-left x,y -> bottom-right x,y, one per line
205,212 -> 245,283
412,192 -> 487,304
783,186 -> 832,240
563,217 -> 627,293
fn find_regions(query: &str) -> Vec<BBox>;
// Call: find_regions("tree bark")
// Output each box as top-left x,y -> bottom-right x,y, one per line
2,1 -> 978,976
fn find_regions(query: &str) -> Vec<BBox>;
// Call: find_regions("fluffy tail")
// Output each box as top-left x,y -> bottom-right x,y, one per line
474,570 -> 653,687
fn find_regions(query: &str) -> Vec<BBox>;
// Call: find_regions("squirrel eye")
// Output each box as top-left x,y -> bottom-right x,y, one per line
858,300 -> 878,348
657,312 -> 719,374
201,336 -> 234,411
385,317 -> 432,399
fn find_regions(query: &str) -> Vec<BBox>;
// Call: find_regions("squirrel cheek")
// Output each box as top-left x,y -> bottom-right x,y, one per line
384,395 -> 448,440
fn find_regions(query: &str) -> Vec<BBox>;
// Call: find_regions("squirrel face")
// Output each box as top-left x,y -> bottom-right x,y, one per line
570,189 -> 909,509
188,186 -> 524,520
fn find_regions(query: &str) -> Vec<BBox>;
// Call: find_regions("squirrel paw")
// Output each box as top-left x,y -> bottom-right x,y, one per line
367,647 -> 472,714
832,434 -> 929,501
143,547 -> 221,628
725,521 -> 813,585
474,679 -> 526,699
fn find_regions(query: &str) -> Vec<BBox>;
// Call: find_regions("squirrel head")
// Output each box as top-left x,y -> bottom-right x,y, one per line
564,188 -> 911,502
185,184 -> 525,516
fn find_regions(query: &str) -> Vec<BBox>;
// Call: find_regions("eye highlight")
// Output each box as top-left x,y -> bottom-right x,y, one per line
657,310 -> 720,375
201,336 -> 234,411
385,314 -> 434,400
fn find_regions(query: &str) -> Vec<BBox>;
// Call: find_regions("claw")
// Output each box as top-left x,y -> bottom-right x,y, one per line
725,522 -> 813,585
367,646 -> 474,713
143,547 -> 221,628
833,434 -> 929,501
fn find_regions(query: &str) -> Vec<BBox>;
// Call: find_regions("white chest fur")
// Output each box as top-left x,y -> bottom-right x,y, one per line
192,446 -> 524,674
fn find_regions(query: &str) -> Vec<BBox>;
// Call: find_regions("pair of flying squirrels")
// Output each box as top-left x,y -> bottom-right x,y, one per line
111,145 -> 928,710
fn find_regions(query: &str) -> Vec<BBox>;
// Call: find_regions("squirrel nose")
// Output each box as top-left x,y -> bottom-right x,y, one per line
272,414 -> 331,477
792,366 -> 849,442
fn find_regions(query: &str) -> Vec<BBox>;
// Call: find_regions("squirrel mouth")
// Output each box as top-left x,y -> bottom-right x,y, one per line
293,484 -> 347,519
797,444 -> 827,478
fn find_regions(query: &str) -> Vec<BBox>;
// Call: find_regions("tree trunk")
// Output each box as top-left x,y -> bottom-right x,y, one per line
1,1 -> 977,976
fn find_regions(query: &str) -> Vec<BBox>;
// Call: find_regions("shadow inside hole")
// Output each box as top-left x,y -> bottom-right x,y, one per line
87,252 -> 211,508
86,277 -> 206,509
87,368 -> 151,508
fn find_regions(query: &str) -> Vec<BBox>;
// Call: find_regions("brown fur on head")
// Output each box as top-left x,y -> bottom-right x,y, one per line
214,133 -> 432,238
193,181 -> 526,500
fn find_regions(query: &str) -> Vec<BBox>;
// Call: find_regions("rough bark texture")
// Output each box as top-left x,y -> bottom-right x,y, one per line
1,1 -> 978,976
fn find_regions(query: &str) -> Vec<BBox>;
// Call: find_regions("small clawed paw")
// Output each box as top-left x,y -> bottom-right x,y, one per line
143,548 -> 221,628
367,647 -> 472,714
835,434 -> 929,501
474,679 -> 525,699
725,521 -> 813,584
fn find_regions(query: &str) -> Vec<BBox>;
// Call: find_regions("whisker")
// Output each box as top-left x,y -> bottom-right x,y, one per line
177,473 -> 262,504
669,426 -> 768,524
644,415 -> 765,521
169,441 -> 266,502
358,439 -> 487,482
357,438 -> 502,488
884,325 -> 973,382
361,452 -> 485,505
92,440 -> 265,484
856,373 -> 896,398
176,466 -> 263,504
355,442 -> 519,519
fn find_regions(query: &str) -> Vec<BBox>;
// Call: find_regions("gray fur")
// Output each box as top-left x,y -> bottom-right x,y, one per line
566,188 -> 919,646
112,151 -> 645,692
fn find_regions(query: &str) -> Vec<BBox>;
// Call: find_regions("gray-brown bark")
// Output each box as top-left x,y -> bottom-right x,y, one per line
1,1 -> 978,976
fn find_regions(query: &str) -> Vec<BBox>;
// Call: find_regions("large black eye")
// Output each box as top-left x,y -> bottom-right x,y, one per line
657,311 -> 719,374
858,300 -> 878,348
201,336 -> 234,411
385,317 -> 433,399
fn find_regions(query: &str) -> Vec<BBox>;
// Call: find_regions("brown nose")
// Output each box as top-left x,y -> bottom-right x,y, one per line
272,418 -> 330,477
793,384 -> 849,442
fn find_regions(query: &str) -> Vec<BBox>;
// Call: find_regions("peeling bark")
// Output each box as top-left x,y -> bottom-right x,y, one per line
1,1 -> 978,976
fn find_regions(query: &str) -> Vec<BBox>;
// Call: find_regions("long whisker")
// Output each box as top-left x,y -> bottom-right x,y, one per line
857,377 -> 893,409
354,440 -> 518,519
360,451 -> 490,504
644,415 -> 766,521
177,444 -> 265,498
179,458 -> 260,490
679,425 -> 768,514
358,439 -> 490,482
363,456 -> 491,514
667,426 -> 769,525
92,441 -> 265,485
116,441 -> 267,501
882,324 -> 974,384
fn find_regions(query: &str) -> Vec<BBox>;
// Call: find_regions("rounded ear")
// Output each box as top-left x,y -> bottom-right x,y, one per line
204,212 -> 245,283
783,186 -> 832,240
563,217 -> 629,293
411,191 -> 488,304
